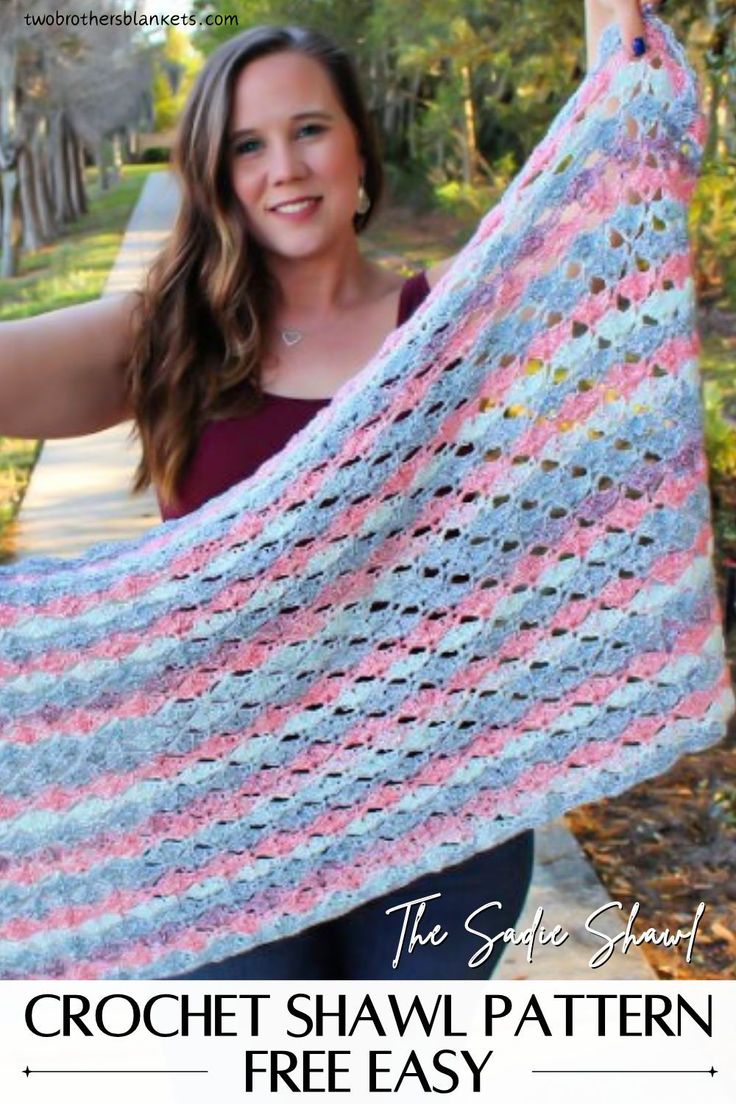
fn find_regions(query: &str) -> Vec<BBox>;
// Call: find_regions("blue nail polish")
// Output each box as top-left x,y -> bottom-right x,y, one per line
632,36 -> 647,57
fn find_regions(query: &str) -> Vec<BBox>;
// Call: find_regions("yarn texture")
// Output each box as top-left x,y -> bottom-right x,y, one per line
0,13 -> 733,979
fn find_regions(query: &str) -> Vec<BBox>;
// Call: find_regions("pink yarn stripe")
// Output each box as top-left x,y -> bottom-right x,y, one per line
0,449 -> 706,763
0,627 -> 716,943
4,586 -> 715,895
2,433 -> 705,754
51,672 -> 725,980
1,528 -> 714,893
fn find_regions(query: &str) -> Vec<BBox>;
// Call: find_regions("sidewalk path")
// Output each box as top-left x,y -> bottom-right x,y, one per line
11,170 -> 656,980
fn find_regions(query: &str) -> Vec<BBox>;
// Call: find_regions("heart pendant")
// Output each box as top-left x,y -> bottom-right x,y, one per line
281,329 -> 303,347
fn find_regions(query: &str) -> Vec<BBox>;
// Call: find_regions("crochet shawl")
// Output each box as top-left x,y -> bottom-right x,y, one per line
1,13 -> 733,980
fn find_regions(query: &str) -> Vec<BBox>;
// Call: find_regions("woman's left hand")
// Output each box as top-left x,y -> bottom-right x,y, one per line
587,0 -> 660,59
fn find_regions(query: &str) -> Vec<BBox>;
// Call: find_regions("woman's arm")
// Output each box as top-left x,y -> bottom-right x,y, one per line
426,0 -> 651,292
0,292 -> 138,440
585,0 -> 648,72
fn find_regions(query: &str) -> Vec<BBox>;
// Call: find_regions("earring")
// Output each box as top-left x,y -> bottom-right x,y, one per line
356,179 -> 371,216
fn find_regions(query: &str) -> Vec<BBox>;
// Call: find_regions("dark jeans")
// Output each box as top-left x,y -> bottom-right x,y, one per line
169,830 -> 535,981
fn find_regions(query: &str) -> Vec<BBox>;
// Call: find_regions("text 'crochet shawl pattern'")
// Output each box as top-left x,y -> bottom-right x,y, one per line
1,13 -> 734,979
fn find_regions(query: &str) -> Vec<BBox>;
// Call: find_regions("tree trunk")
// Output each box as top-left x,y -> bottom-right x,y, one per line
0,166 -> 21,278
406,70 -> 422,161
50,110 -> 74,224
64,119 -> 81,220
31,115 -> 57,242
111,131 -> 123,180
67,123 -> 87,217
93,140 -> 110,190
704,70 -> 723,162
702,0 -> 731,161
126,124 -> 140,161
18,139 -> 43,253
0,38 -> 21,278
459,62 -> 478,187
725,86 -> 736,156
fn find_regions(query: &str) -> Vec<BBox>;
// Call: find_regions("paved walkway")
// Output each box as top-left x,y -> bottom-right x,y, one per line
10,171 -> 655,980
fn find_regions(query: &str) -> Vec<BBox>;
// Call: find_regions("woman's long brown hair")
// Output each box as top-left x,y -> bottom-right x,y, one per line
125,24 -> 384,512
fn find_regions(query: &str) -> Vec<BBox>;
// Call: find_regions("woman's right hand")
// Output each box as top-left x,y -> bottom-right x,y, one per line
0,292 -> 138,440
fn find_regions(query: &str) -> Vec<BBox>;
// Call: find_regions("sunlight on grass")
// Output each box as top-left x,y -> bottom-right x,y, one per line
0,164 -> 159,322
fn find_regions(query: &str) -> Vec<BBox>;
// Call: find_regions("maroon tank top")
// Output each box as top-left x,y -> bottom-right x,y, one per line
157,269 -> 431,521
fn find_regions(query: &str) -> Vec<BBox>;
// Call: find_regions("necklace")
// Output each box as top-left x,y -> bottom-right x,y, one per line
280,328 -> 304,347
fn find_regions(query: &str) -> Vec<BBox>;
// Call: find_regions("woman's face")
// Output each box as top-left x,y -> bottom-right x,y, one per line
227,50 -> 365,263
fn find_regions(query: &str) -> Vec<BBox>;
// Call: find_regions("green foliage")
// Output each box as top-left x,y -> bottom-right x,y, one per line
703,379 -> 736,482
140,148 -> 171,163
691,157 -> 736,308
152,27 -> 202,132
191,0 -> 585,186
190,0 -> 735,222
433,179 -> 495,217
381,162 -> 436,211
0,438 -> 41,539
712,785 -> 736,829
192,0 -> 374,53
152,66 -> 178,132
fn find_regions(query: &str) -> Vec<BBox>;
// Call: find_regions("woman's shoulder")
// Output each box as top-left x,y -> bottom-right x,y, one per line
397,269 -> 430,325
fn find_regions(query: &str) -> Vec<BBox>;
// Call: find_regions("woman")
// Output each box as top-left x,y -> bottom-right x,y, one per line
0,0 -> 661,980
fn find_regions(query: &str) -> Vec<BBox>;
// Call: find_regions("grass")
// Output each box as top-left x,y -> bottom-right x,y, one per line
0,437 -> 42,533
0,163 -> 162,542
0,164 -> 157,320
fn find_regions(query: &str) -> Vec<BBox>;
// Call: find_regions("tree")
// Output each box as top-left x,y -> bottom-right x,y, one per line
187,0 -> 733,196
151,26 -> 201,132
0,0 -> 25,277
0,0 -> 151,275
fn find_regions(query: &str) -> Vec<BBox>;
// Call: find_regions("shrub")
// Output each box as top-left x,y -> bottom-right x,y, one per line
704,379 -> 736,484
